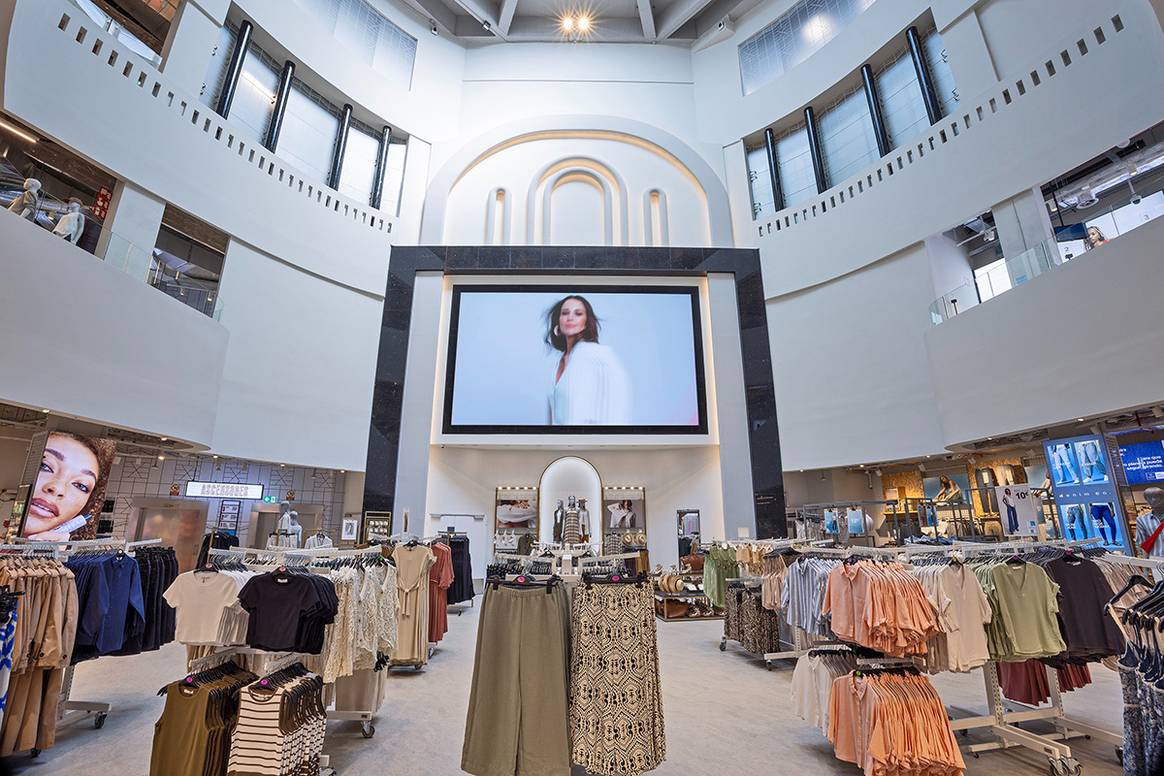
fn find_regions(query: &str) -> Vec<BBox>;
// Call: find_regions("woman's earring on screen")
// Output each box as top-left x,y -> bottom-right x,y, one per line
553,326 -> 560,337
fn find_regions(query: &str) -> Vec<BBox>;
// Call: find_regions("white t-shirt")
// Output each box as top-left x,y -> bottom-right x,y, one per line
163,571 -> 244,645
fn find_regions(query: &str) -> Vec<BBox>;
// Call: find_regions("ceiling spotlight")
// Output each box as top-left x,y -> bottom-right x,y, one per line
160,437 -> 168,442
1076,418 -> 1085,422
41,408 -> 50,414
430,21 -> 438,35
577,14 -> 591,31
279,463 -> 286,468
157,455 -> 166,461
561,15 -> 575,32
482,19 -> 491,31
340,470 -> 346,474
859,464 -> 865,468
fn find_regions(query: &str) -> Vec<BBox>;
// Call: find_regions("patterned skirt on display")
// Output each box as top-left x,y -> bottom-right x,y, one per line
569,582 -> 666,776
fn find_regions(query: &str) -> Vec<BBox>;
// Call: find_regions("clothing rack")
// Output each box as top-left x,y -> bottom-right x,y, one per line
183,644 -> 339,775
194,550 -> 385,741
911,539 -> 1121,774
56,538 -> 165,733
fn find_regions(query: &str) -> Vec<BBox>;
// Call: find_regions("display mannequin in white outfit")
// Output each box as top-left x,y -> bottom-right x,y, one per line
545,295 -> 630,425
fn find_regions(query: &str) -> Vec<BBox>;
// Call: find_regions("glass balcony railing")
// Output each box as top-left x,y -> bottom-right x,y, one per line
3,206 -> 223,320
931,185 -> 1164,324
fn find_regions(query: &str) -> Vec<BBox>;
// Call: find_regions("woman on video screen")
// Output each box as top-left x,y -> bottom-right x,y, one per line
545,295 -> 630,425
21,431 -> 115,541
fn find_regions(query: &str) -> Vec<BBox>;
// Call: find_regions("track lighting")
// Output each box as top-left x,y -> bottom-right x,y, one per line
482,20 -> 491,30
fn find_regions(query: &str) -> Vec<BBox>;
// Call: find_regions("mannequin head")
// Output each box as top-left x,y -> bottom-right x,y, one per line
288,510 -> 299,525
24,178 -> 41,193
1146,487 -> 1164,515
66,199 -> 80,215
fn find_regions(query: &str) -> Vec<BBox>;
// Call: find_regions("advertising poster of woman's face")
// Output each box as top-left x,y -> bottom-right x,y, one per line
20,431 -> 116,541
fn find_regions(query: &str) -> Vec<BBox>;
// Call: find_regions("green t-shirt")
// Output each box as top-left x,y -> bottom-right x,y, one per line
988,562 -> 1066,660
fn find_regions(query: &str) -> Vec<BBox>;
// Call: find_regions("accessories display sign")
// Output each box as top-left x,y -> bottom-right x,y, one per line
185,481 -> 264,499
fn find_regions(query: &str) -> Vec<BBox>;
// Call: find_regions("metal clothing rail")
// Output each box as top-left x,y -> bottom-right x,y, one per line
182,645 -> 342,773
932,538 -> 1117,775
56,538 -> 165,735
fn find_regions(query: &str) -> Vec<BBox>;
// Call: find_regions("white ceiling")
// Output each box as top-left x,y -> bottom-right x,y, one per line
404,0 -> 760,43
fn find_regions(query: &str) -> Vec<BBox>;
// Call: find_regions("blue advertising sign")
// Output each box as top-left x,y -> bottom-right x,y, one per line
1119,441 -> 1164,485
1043,434 -> 1129,552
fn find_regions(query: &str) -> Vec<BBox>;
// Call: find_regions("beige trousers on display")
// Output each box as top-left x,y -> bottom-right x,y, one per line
462,584 -> 570,776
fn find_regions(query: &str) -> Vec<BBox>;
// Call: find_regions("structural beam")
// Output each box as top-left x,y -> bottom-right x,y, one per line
328,104 -> 353,190
263,60 -> 295,152
498,0 -> 518,36
908,26 -> 942,124
399,0 -> 459,35
804,105 -> 828,194
636,0 -> 656,41
655,0 -> 716,39
214,19 -> 252,118
446,0 -> 503,37
861,64 -> 891,157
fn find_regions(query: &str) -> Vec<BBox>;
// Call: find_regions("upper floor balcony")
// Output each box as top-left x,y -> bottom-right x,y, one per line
745,0 -> 1164,300
0,0 -> 397,296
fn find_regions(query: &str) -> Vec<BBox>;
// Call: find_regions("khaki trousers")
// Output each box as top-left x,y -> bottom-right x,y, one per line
462,584 -> 570,776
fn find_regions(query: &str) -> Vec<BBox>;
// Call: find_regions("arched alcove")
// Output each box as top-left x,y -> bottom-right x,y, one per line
526,157 -> 627,245
644,188 -> 669,246
538,456 -> 602,552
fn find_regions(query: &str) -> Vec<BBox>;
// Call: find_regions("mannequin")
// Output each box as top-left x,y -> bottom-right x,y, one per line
563,495 -> 581,545
578,498 -> 591,543
7,178 -> 41,221
553,499 -> 565,543
934,475 -> 963,505
1136,487 -> 1164,558
269,501 -> 303,549
52,199 -> 85,243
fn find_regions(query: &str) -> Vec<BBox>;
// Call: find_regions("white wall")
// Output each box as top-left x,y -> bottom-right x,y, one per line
426,446 -> 725,570
925,214 -> 1164,446
211,240 -> 381,470
0,214 -> 228,446
767,243 -> 947,470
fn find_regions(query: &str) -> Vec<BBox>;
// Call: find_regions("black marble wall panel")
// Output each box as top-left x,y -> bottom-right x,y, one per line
362,246 -> 786,538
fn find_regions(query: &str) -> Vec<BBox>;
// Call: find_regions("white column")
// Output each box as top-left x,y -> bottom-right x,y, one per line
395,136 -> 432,242
992,187 -> 1056,258
160,1 -> 225,99
95,181 -> 165,281
722,140 -> 756,248
708,273 -> 755,540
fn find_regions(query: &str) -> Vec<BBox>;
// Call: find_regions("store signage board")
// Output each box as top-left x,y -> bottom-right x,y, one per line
185,481 -> 264,499
1119,441 -> 1164,485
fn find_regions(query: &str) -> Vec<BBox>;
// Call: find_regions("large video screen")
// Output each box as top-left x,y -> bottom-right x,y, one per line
444,285 -> 708,434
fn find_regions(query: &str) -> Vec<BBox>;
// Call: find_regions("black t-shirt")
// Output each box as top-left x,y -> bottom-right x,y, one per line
238,571 -> 337,653
1042,556 -> 1124,660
